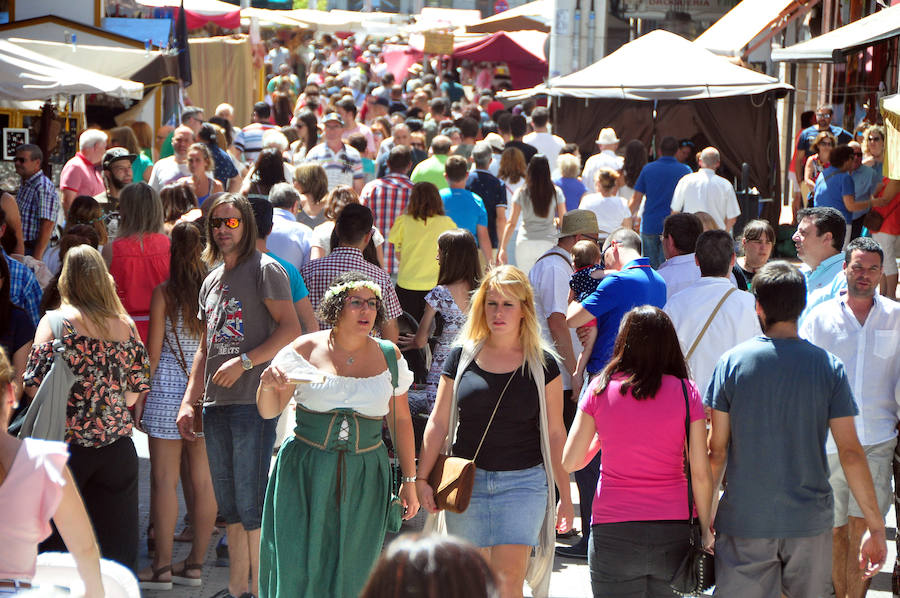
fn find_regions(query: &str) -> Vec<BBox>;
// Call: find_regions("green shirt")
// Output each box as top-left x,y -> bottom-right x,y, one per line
409,155 -> 449,191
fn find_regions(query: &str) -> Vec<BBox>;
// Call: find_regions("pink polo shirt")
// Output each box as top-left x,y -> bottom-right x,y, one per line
60,152 -> 104,197
579,373 -> 705,525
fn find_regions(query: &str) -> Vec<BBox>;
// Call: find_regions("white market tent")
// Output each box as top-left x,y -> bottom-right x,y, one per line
694,0 -> 819,58
8,38 -> 170,83
771,3 -> 900,62
509,29 -> 790,100
0,38 -> 143,101
503,30 -> 791,203
135,0 -> 239,13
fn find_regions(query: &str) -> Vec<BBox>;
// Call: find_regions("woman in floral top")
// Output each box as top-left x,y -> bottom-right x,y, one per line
25,245 -> 150,572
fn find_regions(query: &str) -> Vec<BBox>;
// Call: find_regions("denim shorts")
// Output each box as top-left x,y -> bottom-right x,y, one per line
445,464 -> 548,547
204,404 -> 277,530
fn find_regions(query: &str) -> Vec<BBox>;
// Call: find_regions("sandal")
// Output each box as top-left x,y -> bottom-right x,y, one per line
172,561 -> 203,587
138,564 -> 173,591
174,524 -> 194,543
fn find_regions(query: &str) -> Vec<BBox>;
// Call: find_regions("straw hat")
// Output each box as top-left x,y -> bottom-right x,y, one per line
596,128 -> 619,145
558,209 -> 600,238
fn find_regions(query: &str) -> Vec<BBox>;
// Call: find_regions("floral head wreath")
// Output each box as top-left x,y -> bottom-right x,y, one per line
322,280 -> 383,303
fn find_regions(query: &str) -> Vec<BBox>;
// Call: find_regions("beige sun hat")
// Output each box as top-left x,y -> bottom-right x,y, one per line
558,209 -> 600,238
595,128 -> 620,145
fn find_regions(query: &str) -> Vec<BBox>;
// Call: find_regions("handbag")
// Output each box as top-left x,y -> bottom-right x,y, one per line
17,311 -> 77,442
428,368 -> 516,514
670,379 -> 715,595
863,196 -> 900,233
378,339 -> 405,533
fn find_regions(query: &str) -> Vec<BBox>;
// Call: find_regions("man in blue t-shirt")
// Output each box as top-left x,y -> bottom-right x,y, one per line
628,136 -> 691,268
563,228 -> 667,559
440,155 -> 493,265
706,261 -> 886,597
794,104 -> 853,178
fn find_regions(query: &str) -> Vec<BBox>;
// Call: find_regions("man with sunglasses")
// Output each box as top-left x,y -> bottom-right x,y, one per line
177,193 -> 300,598
13,143 -> 57,259
795,105 -> 852,188
847,140 -> 881,241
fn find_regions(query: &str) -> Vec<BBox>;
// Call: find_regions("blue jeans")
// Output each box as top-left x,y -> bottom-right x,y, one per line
204,404 -> 277,530
640,233 -> 664,269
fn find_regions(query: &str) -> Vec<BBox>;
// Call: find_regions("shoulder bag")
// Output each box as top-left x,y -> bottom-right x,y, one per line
670,379 -> 715,595
427,365 -> 516,514
378,339 -> 405,533
18,311 -> 77,442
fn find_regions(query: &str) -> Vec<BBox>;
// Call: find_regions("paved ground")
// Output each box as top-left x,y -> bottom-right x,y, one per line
133,430 -> 899,598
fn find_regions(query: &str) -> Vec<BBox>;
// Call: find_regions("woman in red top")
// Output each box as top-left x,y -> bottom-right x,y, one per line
103,182 -> 170,342
872,178 -> 900,300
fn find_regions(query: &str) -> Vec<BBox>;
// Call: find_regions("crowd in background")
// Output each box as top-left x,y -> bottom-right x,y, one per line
1,31 -> 900,598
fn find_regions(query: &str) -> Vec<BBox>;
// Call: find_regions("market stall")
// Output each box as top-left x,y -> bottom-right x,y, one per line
503,29 -> 791,208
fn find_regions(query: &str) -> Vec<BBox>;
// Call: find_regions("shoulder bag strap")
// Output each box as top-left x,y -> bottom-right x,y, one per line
471,368 -> 517,463
685,287 -> 737,361
534,250 -> 573,270
165,317 -> 191,379
681,379 -> 696,526
377,339 -> 400,496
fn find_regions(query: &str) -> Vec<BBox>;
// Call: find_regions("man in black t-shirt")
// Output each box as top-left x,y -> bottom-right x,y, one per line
504,114 -> 538,164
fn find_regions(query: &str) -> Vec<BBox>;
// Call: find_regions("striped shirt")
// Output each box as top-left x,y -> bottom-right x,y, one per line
360,173 -> 414,275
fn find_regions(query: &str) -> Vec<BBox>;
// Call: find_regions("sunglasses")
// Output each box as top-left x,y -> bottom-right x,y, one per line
818,141 -> 834,147
868,137 -> 883,142
211,217 -> 241,229
852,151 -> 863,157
345,296 -> 379,310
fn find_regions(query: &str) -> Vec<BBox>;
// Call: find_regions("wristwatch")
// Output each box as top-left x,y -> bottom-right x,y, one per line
240,353 -> 253,371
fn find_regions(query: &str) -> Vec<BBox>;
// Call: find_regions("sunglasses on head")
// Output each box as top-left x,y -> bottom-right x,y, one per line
211,217 -> 241,229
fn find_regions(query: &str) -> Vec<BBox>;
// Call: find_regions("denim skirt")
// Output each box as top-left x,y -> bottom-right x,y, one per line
445,464 -> 548,547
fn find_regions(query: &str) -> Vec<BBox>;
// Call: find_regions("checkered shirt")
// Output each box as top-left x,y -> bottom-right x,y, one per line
3,250 -> 42,326
360,173 -> 414,276
16,171 -> 59,243
300,246 -> 402,329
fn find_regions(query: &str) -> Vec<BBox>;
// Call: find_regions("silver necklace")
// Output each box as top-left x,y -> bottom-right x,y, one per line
331,331 -> 360,365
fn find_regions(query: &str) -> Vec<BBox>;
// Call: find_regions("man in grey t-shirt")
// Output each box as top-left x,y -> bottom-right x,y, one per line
176,194 -> 300,598
705,261 -> 886,597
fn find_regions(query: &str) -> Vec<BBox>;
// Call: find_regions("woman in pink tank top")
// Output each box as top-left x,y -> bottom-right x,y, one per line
0,347 -> 103,596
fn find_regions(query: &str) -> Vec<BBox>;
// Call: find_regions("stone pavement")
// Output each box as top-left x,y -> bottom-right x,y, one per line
134,430 -> 898,598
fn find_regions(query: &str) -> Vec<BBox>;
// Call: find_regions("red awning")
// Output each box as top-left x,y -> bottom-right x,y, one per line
452,31 -> 547,89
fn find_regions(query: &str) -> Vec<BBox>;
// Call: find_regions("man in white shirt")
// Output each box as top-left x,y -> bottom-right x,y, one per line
523,107 -> 564,167
657,213 -> 703,299
800,236 -> 900,598
148,126 -> 192,192
581,128 -> 624,192
665,230 -> 760,394
670,147 -> 741,232
266,182 -> 313,272
529,209 -> 599,546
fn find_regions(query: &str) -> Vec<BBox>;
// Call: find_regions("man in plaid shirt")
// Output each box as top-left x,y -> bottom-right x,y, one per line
0,209 -> 42,326
13,144 -> 58,259
301,204 -> 401,342
360,145 -> 414,276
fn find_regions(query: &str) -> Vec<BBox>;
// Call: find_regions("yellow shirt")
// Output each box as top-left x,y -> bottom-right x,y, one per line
388,214 -> 458,290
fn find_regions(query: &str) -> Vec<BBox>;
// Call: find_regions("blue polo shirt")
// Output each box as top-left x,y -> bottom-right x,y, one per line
440,187 -> 489,245
581,257 -> 667,373
634,156 -> 692,235
812,166 -> 855,221
798,252 -> 846,327
797,124 -> 852,152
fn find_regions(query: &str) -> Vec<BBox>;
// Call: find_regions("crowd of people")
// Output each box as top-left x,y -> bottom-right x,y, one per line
1,33 -> 900,598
